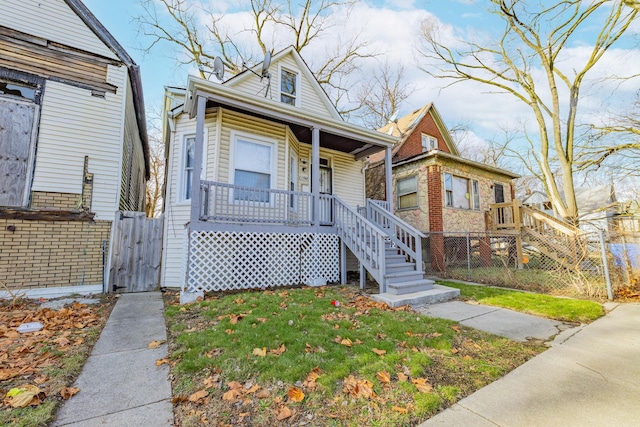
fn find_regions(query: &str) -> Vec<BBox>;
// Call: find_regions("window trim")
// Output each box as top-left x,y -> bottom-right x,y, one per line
444,172 -> 479,211
229,130 -> 278,204
421,133 -> 437,152
177,131 -> 208,203
279,64 -> 301,107
396,175 -> 418,210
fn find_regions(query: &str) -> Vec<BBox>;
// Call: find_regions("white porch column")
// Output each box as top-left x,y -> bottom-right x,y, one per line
189,95 -> 207,225
311,127 -> 320,226
183,95 -> 207,303
385,146 -> 394,212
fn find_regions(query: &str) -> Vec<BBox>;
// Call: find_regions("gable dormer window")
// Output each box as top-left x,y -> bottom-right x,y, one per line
421,134 -> 437,152
280,68 -> 298,106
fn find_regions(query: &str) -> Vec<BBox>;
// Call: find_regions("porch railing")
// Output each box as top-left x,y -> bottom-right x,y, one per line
334,196 -> 387,291
363,199 -> 425,272
201,181 -> 318,225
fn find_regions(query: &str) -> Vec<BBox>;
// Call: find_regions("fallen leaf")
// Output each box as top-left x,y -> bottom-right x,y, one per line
172,396 -> 188,405
432,332 -> 442,337
451,325 -> 460,333
392,406 -> 408,414
225,329 -> 235,335
233,297 -> 245,304
340,338 -> 353,347
269,344 -> 286,355
222,389 -> 241,402
4,385 -> 40,408
203,375 -> 220,389
60,387 -> 80,399
252,347 -> 267,357
397,372 -> 408,382
372,348 -> 386,356
451,348 -> 459,354
256,389 -> 271,399
376,371 -> 391,384
156,358 -> 170,366
464,355 -> 472,360
287,387 -> 305,402
188,389 -> 209,402
147,340 -> 166,349
276,406 -> 293,421
227,381 -> 243,390
412,378 -> 433,393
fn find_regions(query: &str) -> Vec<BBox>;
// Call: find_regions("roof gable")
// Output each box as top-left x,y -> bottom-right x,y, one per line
223,46 -> 342,121
370,103 -> 459,163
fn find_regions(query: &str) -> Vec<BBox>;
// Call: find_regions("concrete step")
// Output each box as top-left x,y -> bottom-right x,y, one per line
387,279 -> 434,295
372,284 -> 460,308
384,270 -> 424,284
385,261 -> 416,273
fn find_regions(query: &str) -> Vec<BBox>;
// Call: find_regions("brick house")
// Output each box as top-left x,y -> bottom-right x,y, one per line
365,104 -> 519,270
0,0 -> 148,297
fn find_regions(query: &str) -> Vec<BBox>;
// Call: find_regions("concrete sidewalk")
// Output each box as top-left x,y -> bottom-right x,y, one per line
52,292 -> 173,426
415,300 -> 577,342
420,303 -> 640,427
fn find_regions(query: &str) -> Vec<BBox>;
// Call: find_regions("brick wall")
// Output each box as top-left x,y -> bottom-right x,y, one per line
0,218 -> 111,290
30,191 -> 80,210
395,112 -> 452,162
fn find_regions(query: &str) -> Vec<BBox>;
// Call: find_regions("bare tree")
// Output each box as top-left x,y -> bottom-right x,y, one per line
136,0 -> 377,115
354,61 -> 413,129
417,0 -> 638,225
145,112 -> 165,218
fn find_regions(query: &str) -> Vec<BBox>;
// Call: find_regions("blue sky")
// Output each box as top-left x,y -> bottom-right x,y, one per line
83,0 -> 498,114
82,0 -> 640,170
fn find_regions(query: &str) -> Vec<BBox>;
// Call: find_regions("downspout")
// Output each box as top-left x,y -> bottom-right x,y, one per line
385,147 -> 394,212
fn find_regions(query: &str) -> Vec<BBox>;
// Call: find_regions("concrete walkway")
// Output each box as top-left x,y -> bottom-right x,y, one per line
415,300 -> 576,342
52,292 -> 173,427
420,303 -> 640,427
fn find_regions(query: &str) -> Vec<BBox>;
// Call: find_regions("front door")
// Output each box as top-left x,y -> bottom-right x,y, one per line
319,159 -> 333,224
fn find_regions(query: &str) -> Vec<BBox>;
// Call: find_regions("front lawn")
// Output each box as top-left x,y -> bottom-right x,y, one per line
164,286 -> 544,426
438,280 -> 604,323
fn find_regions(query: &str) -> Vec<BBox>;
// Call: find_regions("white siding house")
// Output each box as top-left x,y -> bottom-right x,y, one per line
0,0 -> 148,296
162,47 -> 436,304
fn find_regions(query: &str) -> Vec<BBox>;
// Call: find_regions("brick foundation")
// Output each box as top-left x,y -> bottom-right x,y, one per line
30,191 -> 80,211
0,218 -> 111,290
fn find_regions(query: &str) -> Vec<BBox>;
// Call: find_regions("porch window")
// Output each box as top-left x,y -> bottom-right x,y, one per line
397,176 -> 418,209
280,68 -> 298,106
421,134 -> 437,151
445,173 -> 478,210
232,134 -> 275,202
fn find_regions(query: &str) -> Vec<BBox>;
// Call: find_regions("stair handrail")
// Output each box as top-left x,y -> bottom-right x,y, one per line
333,196 -> 388,293
520,204 -> 583,237
364,199 -> 425,274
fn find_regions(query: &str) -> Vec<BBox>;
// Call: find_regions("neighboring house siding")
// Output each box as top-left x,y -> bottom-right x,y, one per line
395,112 -> 452,161
119,77 -> 146,211
32,65 -> 126,220
0,0 -> 117,60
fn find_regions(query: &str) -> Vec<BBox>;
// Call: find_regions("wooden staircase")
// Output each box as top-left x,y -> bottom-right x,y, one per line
489,200 -> 587,266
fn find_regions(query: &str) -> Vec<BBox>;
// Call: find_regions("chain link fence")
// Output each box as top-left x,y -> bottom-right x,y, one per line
422,230 -> 640,299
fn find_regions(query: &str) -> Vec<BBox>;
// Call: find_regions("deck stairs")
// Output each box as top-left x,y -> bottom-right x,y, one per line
490,200 -> 587,266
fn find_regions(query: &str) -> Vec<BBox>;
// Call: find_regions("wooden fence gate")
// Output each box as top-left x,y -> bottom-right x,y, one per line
109,211 -> 163,293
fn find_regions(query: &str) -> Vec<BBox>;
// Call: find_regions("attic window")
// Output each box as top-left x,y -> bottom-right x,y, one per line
421,134 -> 437,151
280,68 -> 298,106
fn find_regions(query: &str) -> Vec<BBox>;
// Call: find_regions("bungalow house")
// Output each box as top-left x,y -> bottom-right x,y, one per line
160,47 -> 449,304
0,0 -> 148,297
365,105 -> 519,270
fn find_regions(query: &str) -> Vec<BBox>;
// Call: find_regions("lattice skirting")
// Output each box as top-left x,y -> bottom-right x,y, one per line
185,231 -> 339,292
